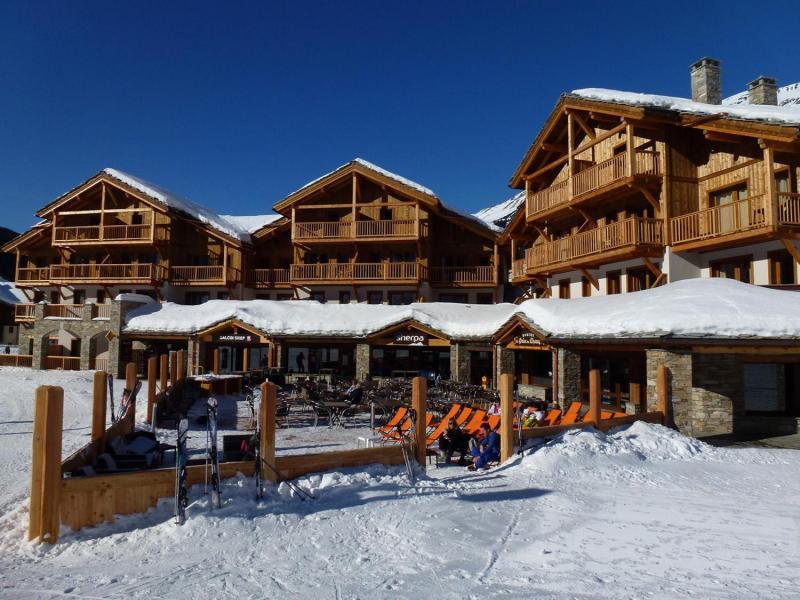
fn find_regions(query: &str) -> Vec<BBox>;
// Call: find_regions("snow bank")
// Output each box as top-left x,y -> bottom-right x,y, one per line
114,292 -> 157,304
219,214 -> 282,234
572,88 -> 800,125
0,277 -> 26,306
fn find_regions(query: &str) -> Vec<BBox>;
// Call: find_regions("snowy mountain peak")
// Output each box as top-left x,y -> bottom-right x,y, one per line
472,191 -> 525,231
723,81 -> 800,108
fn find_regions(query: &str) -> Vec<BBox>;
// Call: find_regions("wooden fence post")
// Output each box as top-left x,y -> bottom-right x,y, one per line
260,382 -> 277,482
412,376 -> 427,468
160,353 -> 168,391
588,368 -> 601,425
213,348 -> 220,375
243,347 -> 250,373
29,385 -> 63,543
147,356 -> 157,423
657,364 -> 670,425
629,382 -> 641,412
169,351 -> 177,387
125,362 -> 137,433
91,371 -> 107,447
176,349 -> 186,382
500,373 -> 514,462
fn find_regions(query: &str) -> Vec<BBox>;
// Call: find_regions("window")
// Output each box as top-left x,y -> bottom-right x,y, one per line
73,290 -> 85,305
581,277 -> 591,298
367,291 -> 383,305
476,293 -> 493,304
277,294 -> 292,301
708,183 -> 752,232
217,292 -> 229,300
96,290 -> 106,304
185,292 -> 210,305
132,212 -> 144,225
768,250 -> 797,285
310,291 -> 326,303
558,279 -> 570,299
438,293 -> 468,303
388,291 -> 415,305
626,266 -> 661,292
50,291 -> 60,304
256,294 -> 271,300
339,291 -> 351,304
710,255 -> 752,283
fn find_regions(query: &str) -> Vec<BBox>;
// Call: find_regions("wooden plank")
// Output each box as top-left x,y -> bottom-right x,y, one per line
781,238 -> 800,264
412,377 -> 427,467
147,357 -> 157,423
91,371 -> 107,450
588,369 -> 601,425
261,382 -> 277,482
159,354 -> 168,391
169,351 -> 178,386
765,146 -> 777,230
29,386 -> 63,543
657,364 -> 669,424
28,387 -> 48,541
499,373 -> 514,462
176,349 -> 185,382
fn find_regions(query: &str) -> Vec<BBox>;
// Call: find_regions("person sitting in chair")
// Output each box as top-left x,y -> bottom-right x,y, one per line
439,419 -> 469,465
469,422 -> 500,471
343,379 -> 364,406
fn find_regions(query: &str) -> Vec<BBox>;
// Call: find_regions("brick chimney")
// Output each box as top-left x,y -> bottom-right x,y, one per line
747,76 -> 778,105
690,57 -> 721,104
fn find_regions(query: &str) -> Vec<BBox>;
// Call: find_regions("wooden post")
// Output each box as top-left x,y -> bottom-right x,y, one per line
91,371 -> 107,446
588,368 -> 601,425
243,347 -> 250,373
626,122 -> 635,177
213,348 -> 220,375
29,385 -> 63,543
764,146 -> 777,230
567,112 -> 575,200
260,382 -> 277,482
147,356 -> 157,423
629,382 -> 641,409
499,373 -> 514,462
159,353 -> 168,391
169,351 -> 178,387
411,376 -> 427,468
125,361 -> 137,432
657,364 -> 670,425
176,349 -> 185,382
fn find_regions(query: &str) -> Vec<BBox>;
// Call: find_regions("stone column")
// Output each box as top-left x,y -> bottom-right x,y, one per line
32,332 -> 47,370
355,343 -> 370,381
689,353 -> 742,436
80,335 -> 92,371
187,337 -> 201,375
449,343 -> 471,383
556,348 -> 580,409
495,345 -> 514,384
645,348 -> 692,433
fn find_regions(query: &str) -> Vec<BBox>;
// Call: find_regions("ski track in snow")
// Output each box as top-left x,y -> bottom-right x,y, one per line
0,367 -> 798,599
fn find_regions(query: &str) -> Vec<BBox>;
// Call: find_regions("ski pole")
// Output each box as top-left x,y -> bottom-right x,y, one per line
259,457 -> 314,500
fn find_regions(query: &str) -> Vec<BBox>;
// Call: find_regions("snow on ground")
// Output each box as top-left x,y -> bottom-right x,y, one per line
0,367 -> 798,599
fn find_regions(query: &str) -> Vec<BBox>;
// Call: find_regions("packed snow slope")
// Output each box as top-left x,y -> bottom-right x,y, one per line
124,278 -> 800,341
0,368 -> 798,599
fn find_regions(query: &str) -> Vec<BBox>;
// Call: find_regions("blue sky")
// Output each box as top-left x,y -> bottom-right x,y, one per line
1,0 -> 798,233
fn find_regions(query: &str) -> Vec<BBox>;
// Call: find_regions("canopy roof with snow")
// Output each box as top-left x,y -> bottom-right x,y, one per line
0,278 -> 26,306
124,279 -> 800,343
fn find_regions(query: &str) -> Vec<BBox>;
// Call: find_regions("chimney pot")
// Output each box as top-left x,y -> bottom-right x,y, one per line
690,57 -> 721,105
748,76 -> 778,106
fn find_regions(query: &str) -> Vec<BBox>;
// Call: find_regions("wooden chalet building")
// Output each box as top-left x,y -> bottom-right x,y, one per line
503,58 -> 800,300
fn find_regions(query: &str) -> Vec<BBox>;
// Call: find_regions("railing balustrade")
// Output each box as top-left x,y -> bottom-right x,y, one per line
92,304 -> 112,319
16,267 -> 50,283
14,304 -> 36,322
0,354 -> 33,368
293,219 -> 420,241
670,195 -> 767,245
777,192 -> 800,226
44,304 -> 84,319
290,262 -> 421,282
50,263 -> 164,282
245,268 -> 290,288
44,356 -> 81,371
429,266 -> 495,284
169,265 -> 224,284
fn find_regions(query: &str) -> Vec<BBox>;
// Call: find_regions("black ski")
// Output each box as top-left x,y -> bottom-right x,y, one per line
119,380 -> 142,420
107,374 -> 116,422
207,397 -> 221,509
253,405 -> 262,500
175,416 -> 189,525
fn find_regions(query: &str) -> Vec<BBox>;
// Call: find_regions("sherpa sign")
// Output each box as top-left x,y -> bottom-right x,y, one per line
393,331 -> 427,345
213,334 -> 253,343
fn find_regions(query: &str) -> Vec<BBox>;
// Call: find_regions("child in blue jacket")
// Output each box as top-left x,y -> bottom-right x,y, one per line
469,422 -> 500,470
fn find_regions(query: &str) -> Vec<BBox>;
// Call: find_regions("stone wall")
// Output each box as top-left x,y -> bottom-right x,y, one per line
495,346 -> 514,383
449,343 -> 471,383
645,349 -> 693,433
690,354 -> 743,436
556,348 -> 580,410
355,343 -> 370,381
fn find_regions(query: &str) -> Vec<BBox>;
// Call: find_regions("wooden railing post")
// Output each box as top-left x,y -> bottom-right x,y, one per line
657,365 -> 670,426
147,356 -> 157,423
213,348 -> 220,375
91,371 -> 107,448
411,376 -> 427,468
125,362 -> 137,432
260,382 -> 277,482
159,353 -> 168,391
176,349 -> 186,382
169,351 -> 177,387
588,368 -> 601,425
500,373 -> 514,462
29,385 -> 63,543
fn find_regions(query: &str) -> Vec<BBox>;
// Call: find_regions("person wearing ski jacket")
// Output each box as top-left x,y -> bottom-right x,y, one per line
469,423 -> 500,470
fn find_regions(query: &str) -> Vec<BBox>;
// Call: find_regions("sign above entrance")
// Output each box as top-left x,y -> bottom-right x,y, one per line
213,333 -> 254,343
511,331 -> 542,347
393,330 -> 427,345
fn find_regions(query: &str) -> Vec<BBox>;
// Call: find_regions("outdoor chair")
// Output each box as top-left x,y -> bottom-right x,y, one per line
558,402 -> 582,425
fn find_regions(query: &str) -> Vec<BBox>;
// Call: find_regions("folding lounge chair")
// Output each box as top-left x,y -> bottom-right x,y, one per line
426,404 -> 463,446
558,402 -> 582,425
462,409 -> 488,436
454,406 -> 473,427
544,408 -> 561,425
376,406 -> 408,434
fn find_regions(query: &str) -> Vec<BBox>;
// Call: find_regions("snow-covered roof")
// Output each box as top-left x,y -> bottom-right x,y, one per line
219,214 -> 282,234
124,279 -> 800,342
723,81 -> 800,108
473,191 -> 525,232
571,88 -> 800,126
103,169 -> 255,242
0,278 -> 26,306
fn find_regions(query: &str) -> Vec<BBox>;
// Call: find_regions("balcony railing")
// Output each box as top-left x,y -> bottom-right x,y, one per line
92,304 -> 112,319
45,356 -> 81,371
778,192 -> 800,226
44,304 -> 83,319
511,258 -> 528,281
670,195 -> 767,245
290,262 -> 423,282
245,268 -> 291,288
0,354 -> 33,368
169,265 -> 241,285
429,266 -> 495,286
293,219 -> 421,242
14,304 -> 36,322
526,150 -> 661,219
16,267 -> 50,284
526,217 -> 663,272
49,263 -> 165,283
92,357 -> 110,372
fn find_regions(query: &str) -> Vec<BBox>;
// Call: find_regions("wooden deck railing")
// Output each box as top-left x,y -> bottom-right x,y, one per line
526,217 -> 663,271
92,357 -> 110,372
777,192 -> 800,226
44,304 -> 83,319
290,262 -> 422,282
49,263 -> 164,282
53,223 -> 153,244
0,354 -> 33,367
527,151 -> 660,219
429,266 -> 495,285
511,258 -> 528,280
14,304 -> 36,322
670,195 -> 767,245
293,219 -> 421,241
92,304 -> 112,319
170,265 -> 224,284
45,356 -> 81,370
245,268 -> 290,288
16,267 -> 50,284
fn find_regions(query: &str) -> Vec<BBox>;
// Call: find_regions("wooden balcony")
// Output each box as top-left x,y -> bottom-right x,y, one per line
290,262 -> 423,284
16,267 -> 50,286
511,258 -> 529,283
45,356 -> 81,370
429,266 -> 496,287
526,151 -> 661,221
44,304 -> 83,319
245,268 -> 291,289
53,223 -> 158,246
526,217 -> 664,275
14,304 -> 36,322
670,193 -> 800,251
292,219 -> 422,243
0,354 -> 33,368
49,263 -> 166,284
92,304 -> 112,319
169,265 -> 241,286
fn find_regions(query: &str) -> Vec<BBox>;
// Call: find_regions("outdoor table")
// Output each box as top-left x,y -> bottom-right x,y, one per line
322,401 -> 351,428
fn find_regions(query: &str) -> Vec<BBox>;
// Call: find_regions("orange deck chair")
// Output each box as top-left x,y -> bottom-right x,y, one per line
426,404 -> 463,446
544,408 -> 562,426
454,406 -> 474,427
559,402 -> 582,425
376,406 -> 408,434
486,414 -> 501,431
384,412 -> 434,441
462,409 -> 489,436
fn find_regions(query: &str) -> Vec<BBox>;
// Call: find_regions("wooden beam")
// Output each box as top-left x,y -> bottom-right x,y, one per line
635,185 -> 661,214
532,224 -> 551,242
781,238 -> 800,264
542,142 -> 568,153
651,272 -> 666,288
523,154 -> 569,181
29,385 -> 63,543
412,376 -> 427,468
92,371 -> 107,450
147,357 -> 157,424
626,122 -> 635,177
657,365 -> 669,424
580,268 -> 599,290
160,354 -> 168,391
757,138 -> 800,154
567,112 -> 575,199
764,146 -> 778,230
569,110 -> 596,140
641,256 -> 662,279
499,373 -> 514,462
588,369 -> 601,425
572,122 -> 626,156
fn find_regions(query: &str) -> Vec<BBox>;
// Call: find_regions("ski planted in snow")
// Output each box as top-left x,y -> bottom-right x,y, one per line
119,380 -> 142,420
107,374 -> 116,422
207,397 -> 221,509
253,405 -> 262,500
175,416 -> 189,525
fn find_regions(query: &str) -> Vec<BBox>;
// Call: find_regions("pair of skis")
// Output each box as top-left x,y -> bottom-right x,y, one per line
106,374 -> 141,423
205,397 -> 221,509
